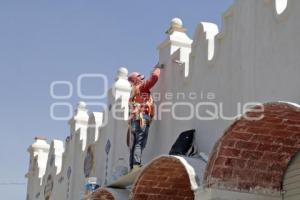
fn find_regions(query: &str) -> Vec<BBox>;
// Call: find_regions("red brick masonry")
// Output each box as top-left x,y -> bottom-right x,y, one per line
131,156 -> 194,200
91,188 -> 114,200
204,102 -> 300,192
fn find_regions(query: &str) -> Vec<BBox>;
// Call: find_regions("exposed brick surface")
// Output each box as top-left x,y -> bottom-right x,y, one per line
91,188 -> 114,200
204,102 -> 300,192
131,156 -> 194,200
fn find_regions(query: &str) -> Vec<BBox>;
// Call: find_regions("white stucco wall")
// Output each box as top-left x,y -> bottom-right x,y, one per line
26,0 -> 300,199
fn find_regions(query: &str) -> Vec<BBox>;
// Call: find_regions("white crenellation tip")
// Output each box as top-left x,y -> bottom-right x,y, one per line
78,101 -> 87,109
166,17 -> 186,35
34,136 -> 47,141
117,67 -> 128,79
171,18 -> 183,28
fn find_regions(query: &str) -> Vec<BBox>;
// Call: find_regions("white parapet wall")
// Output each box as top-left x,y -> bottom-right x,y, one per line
26,0 -> 300,199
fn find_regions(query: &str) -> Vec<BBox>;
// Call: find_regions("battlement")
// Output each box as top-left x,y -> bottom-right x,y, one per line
26,0 -> 300,199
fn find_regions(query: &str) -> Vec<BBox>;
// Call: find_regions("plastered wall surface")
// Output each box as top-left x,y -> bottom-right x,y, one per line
26,1 -> 300,199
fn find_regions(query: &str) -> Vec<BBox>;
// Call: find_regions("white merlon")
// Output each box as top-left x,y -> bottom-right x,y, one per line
68,101 -> 89,135
88,112 -> 104,142
28,137 -> 50,154
276,0 -> 288,15
112,67 -> 131,106
49,140 -> 64,174
193,22 -> 219,61
159,18 -> 192,77
111,67 -> 131,121
27,137 -> 50,185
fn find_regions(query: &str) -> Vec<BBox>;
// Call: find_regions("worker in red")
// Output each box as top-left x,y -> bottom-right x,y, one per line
127,64 -> 163,170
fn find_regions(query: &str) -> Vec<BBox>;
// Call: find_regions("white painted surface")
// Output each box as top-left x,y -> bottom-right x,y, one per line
26,1 -> 300,199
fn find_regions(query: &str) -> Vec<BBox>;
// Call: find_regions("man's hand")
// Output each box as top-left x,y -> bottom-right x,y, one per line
155,63 -> 164,69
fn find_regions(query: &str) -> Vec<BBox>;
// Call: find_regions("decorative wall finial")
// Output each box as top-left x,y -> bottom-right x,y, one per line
77,101 -> 87,111
116,67 -> 128,80
29,137 -> 50,152
171,18 -> 183,28
166,17 -> 186,35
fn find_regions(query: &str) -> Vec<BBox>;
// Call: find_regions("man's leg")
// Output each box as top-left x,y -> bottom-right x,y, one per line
129,120 -> 139,169
133,117 -> 150,167
129,137 -> 135,169
141,114 -> 151,150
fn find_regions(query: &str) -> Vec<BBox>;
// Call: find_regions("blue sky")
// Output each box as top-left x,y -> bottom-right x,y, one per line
0,0 -> 233,199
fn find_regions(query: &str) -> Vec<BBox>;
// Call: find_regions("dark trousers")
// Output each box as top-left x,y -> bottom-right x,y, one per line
129,114 -> 151,169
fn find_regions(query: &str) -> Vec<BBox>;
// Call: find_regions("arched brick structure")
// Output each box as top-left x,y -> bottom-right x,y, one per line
90,188 -> 114,200
90,187 -> 129,200
131,156 -> 195,200
204,102 -> 300,193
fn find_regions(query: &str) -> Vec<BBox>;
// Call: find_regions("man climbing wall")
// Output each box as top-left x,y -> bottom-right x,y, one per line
127,64 -> 163,170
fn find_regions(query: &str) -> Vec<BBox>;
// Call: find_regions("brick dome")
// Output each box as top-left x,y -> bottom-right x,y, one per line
90,188 -> 114,200
204,102 -> 300,193
90,188 -> 129,200
131,156 -> 204,200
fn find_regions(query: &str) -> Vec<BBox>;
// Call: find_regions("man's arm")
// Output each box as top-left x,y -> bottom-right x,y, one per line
141,67 -> 161,91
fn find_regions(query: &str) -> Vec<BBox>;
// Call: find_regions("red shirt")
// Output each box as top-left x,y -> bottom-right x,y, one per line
137,68 -> 160,97
129,68 -> 160,118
